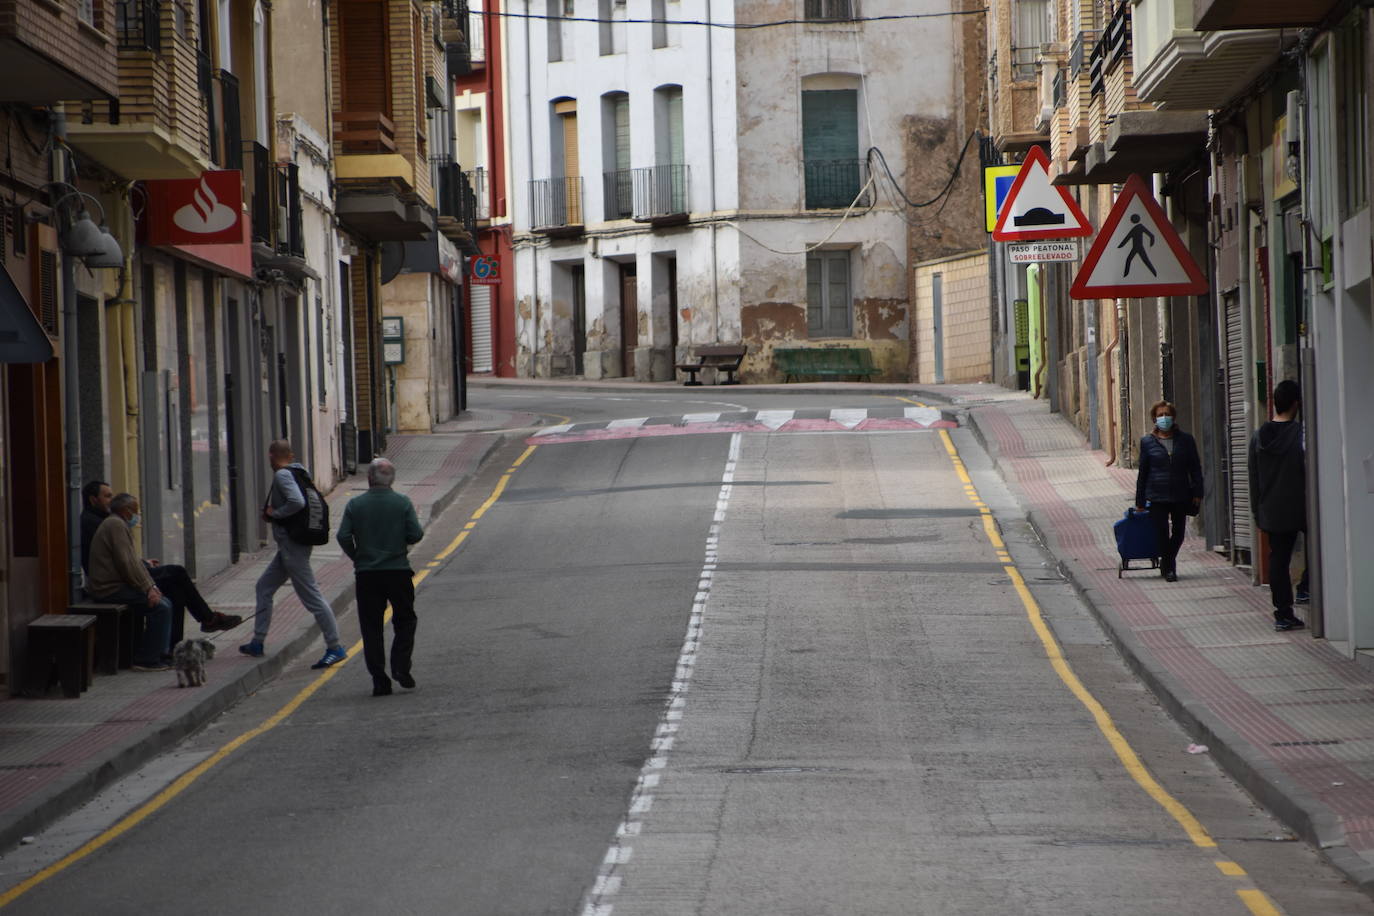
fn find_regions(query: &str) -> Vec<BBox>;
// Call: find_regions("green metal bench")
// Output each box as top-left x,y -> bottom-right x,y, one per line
774,347 -> 881,382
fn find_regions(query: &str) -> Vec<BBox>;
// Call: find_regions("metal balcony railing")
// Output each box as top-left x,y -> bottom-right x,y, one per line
804,0 -> 856,21
464,167 -> 490,219
469,4 -> 486,66
434,158 -> 479,234
1069,29 -> 1099,77
1105,3 -> 1131,67
115,0 -> 161,52
1088,37 -> 1105,96
246,142 -> 273,246
1052,68 -> 1066,110
603,169 -> 634,220
446,41 -> 471,77
803,159 -> 871,210
632,164 -> 689,219
530,177 -> 583,229
277,162 -> 305,258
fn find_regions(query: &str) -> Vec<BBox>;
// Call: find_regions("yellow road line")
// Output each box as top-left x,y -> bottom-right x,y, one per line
1237,889 -> 1282,916
1215,861 -> 1247,876
0,445 -> 534,908
935,425 -> 1286,913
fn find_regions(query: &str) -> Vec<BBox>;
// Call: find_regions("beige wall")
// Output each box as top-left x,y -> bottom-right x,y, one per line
384,273 -> 435,434
913,251 -> 992,384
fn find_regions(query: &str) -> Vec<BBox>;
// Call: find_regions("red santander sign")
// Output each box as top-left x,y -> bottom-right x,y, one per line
143,171 -> 243,246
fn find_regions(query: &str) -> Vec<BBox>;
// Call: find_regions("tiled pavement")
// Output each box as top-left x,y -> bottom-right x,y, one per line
0,408 -> 527,852
930,383 -> 1374,894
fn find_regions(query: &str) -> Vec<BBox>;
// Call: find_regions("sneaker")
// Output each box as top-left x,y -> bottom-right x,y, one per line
132,662 -> 172,672
1274,616 -> 1306,632
239,639 -> 265,657
1295,589 -> 1311,605
310,646 -> 347,669
201,613 -> 245,633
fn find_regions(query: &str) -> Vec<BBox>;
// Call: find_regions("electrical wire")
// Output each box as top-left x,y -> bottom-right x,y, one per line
721,175 -> 876,255
479,7 -> 987,29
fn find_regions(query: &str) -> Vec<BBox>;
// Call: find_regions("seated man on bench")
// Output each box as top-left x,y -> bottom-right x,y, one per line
81,480 -> 241,637
86,493 -> 173,672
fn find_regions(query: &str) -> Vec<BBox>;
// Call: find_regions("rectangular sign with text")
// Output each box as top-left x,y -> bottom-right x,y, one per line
1007,241 -> 1078,263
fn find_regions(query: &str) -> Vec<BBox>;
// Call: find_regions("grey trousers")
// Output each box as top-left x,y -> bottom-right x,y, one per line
253,537 -> 342,648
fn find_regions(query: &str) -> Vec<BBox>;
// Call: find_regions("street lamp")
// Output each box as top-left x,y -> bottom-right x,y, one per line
43,183 -> 125,267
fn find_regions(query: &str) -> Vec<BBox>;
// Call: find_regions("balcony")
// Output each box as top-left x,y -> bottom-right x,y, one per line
1133,0 -> 1286,111
244,143 -> 310,275
64,0 -> 212,178
804,159 -> 871,210
632,164 -> 690,224
434,157 -> 479,251
1194,0 -> 1342,31
530,177 -> 584,237
0,0 -> 119,102
334,113 -> 433,242
464,167 -> 491,220
468,4 -> 486,68
989,49 -> 1044,153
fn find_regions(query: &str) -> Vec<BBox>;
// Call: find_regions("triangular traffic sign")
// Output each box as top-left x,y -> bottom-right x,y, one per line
1070,174 -> 1208,299
991,146 -> 1092,242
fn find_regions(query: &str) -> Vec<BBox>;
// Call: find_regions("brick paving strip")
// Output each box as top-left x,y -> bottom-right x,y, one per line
925,384 -> 1374,895
0,409 -> 528,852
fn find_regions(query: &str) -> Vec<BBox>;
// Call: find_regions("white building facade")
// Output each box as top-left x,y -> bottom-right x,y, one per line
507,0 -> 970,382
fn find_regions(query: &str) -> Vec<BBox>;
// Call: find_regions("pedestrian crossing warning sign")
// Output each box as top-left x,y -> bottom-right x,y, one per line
991,146 -> 1092,242
1070,174 -> 1208,299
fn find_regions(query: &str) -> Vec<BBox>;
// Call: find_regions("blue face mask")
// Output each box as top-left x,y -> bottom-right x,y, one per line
1155,416 -> 1174,432
126,513 -> 140,529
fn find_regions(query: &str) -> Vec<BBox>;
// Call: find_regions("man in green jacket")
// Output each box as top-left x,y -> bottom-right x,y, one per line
336,458 -> 423,696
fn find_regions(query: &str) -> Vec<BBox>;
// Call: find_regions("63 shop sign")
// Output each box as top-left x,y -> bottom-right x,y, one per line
469,255 -> 501,285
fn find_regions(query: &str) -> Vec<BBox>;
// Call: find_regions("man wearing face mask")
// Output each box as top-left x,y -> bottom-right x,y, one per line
86,493 -> 174,671
1135,400 -> 1205,582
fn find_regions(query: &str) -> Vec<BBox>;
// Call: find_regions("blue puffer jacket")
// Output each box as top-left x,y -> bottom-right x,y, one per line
1135,430 -> 1204,507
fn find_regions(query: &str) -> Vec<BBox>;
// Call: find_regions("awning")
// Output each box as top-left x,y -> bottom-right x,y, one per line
0,262 -> 53,363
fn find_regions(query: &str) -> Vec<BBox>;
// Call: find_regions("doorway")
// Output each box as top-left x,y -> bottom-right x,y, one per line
620,262 -> 637,377
572,265 -> 586,375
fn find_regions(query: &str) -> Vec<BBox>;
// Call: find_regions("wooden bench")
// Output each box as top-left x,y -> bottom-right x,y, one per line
69,602 -> 134,675
676,344 -> 747,386
775,347 -> 882,382
24,615 -> 98,698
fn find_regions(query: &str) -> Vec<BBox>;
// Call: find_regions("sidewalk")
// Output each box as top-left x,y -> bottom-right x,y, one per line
922,383 -> 1374,894
0,407 -> 533,852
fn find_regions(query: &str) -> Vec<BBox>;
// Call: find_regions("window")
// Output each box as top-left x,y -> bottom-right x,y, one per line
547,0 -> 563,61
1012,0 -> 1051,82
804,0 -> 854,21
600,0 -> 627,55
652,0 -> 680,47
802,88 -> 863,209
1338,21 -> 1368,216
603,93 -> 632,219
807,250 -> 852,336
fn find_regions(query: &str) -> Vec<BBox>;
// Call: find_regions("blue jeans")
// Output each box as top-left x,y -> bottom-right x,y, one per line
96,584 -> 173,666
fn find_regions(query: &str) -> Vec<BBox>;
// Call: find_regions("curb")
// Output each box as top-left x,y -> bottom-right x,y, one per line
0,433 -> 507,855
963,407 -> 1374,897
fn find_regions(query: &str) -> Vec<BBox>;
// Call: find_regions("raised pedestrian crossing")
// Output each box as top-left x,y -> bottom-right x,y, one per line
529,407 -> 954,444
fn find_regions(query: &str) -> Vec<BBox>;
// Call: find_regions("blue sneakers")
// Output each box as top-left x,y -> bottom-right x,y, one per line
311,646 -> 347,669
239,639 -> 265,657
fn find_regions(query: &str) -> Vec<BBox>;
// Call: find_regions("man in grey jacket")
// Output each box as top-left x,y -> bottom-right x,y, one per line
1250,380 -> 1308,632
240,440 -> 347,668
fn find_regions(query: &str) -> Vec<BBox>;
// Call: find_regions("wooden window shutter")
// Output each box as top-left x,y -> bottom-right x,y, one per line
801,89 -> 858,163
32,224 -> 59,337
340,1 -> 391,117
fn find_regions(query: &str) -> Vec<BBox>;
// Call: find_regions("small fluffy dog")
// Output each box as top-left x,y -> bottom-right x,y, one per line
172,638 -> 217,687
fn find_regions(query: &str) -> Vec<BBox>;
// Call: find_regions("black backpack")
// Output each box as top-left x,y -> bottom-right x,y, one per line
279,466 -> 330,546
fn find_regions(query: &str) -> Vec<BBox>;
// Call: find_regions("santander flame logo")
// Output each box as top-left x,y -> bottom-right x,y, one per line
173,175 -> 238,235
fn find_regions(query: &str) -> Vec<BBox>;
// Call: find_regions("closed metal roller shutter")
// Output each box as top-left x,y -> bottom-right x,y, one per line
470,285 -> 493,373
1224,294 -> 1251,554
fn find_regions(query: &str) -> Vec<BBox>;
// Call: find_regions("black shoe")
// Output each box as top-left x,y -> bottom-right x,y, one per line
1164,571 -> 1178,582
372,680 -> 393,697
1274,616 -> 1306,632
1295,589 -> 1311,605
201,612 -> 244,633
395,673 -> 416,690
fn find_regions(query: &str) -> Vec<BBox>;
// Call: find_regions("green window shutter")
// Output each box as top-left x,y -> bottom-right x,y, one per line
806,250 -> 852,336
614,96 -> 630,171
802,90 -> 858,162
807,255 -> 824,333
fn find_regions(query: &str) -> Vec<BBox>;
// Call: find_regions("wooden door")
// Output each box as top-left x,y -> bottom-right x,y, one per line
620,263 -> 637,377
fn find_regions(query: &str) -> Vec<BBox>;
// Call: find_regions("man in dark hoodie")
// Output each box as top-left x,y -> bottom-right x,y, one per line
1250,379 -> 1308,632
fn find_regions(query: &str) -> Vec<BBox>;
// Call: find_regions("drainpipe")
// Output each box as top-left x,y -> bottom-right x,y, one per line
524,0 -> 539,372
1117,297 -> 1131,467
1156,175 -> 1172,405
52,113 -> 84,601
705,0 -> 719,346
1102,311 -> 1120,465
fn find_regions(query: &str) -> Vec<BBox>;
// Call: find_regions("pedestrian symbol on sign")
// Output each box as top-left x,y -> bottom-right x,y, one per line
1120,215 -> 1156,278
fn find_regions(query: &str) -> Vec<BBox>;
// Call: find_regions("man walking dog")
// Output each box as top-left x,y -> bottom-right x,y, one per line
241,440 -> 347,668
336,458 -> 423,696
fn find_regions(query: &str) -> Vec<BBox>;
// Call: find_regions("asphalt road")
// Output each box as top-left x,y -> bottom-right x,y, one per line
1,389 -> 1368,915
